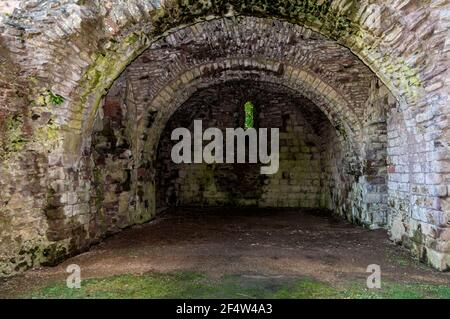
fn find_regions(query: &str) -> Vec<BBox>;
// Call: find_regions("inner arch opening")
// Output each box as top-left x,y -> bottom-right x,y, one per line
155,80 -> 358,216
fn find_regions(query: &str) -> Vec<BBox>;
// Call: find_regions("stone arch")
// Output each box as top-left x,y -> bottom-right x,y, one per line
1,2 -> 435,162
137,60 -> 362,160
71,15 -> 380,164
153,79 -> 345,209
0,1 -> 448,275
133,67 -> 365,223
111,17 -> 392,233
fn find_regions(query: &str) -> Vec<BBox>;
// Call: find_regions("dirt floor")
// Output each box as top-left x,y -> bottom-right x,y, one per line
0,207 -> 449,298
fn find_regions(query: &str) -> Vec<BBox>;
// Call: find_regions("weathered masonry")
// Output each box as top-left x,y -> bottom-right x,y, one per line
0,0 -> 449,276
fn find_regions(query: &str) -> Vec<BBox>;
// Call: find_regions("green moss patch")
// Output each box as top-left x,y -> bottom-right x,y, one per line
151,0 -> 359,40
26,272 -> 450,299
47,91 -> 65,105
37,90 -> 65,107
1,114 -> 28,155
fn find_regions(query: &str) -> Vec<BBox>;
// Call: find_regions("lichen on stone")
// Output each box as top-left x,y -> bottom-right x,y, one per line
1,114 -> 28,157
36,90 -> 65,106
34,120 -> 60,143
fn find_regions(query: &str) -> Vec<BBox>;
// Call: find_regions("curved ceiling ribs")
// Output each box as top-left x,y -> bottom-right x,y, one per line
124,17 -> 374,163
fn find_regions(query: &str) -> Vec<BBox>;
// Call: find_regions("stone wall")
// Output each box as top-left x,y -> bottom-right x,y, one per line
320,120 -> 354,218
0,1 -> 448,275
0,1 -> 20,16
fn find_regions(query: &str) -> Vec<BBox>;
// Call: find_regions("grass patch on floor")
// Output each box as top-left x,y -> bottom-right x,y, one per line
26,272 -> 450,299
342,282 -> 450,299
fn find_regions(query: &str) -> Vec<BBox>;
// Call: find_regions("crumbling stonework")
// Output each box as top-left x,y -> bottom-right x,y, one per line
0,0 -> 449,276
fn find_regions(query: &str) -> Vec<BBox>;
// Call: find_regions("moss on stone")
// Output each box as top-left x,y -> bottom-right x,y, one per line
36,90 -> 65,106
92,167 -> 106,211
1,114 -> 28,156
47,91 -> 65,105
34,121 -> 60,143
412,225 -> 423,245
334,122 -> 348,141
41,242 -> 70,266
63,31 -> 151,158
151,0 -> 357,40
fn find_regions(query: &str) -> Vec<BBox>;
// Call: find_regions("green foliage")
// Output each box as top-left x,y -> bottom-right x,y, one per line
244,101 -> 254,129
47,90 -> 65,105
37,90 -> 65,106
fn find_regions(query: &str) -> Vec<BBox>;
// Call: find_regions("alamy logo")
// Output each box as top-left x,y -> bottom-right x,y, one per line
366,264 -> 381,289
66,264 -> 81,289
171,120 -> 280,175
